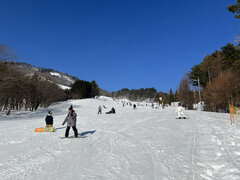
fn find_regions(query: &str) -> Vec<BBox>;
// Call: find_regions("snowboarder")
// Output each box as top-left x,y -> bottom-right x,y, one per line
62,105 -> 78,138
45,111 -> 53,128
98,105 -> 102,114
175,103 -> 186,119
106,107 -> 115,114
133,104 -> 136,109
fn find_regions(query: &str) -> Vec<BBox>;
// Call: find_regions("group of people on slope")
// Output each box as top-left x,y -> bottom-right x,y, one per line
44,102 -> 185,138
45,105 -> 78,138
97,105 -> 115,114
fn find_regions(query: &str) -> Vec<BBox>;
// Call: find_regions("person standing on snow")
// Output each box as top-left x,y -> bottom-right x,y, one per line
175,103 -> 186,119
133,104 -> 136,109
98,105 -> 102,114
62,105 -> 78,138
45,111 -> 53,128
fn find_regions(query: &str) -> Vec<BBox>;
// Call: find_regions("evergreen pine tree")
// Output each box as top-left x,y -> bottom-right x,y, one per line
227,0 -> 240,18
91,80 -> 100,98
168,88 -> 174,105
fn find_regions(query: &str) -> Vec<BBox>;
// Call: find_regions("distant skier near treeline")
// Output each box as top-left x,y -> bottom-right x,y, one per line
62,105 -> 78,138
175,103 -> 186,119
45,111 -> 53,128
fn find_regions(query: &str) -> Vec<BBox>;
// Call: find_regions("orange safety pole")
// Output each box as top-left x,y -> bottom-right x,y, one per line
232,101 -> 234,124
229,100 -> 233,125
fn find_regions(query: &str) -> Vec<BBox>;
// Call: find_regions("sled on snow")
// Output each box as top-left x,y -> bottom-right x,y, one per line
35,127 -> 54,132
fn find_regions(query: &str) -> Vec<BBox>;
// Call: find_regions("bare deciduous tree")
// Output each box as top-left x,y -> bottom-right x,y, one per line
178,74 -> 194,109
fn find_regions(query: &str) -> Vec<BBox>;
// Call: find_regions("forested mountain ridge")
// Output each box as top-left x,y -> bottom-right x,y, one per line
12,62 -> 79,89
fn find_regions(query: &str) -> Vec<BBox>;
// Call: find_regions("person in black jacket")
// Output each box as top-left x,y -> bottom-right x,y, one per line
106,107 -> 115,114
45,111 -> 53,128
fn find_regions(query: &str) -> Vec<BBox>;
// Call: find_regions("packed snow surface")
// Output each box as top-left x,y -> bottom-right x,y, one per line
1,98 -> 240,180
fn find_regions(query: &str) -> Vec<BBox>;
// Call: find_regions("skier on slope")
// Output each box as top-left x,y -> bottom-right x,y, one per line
45,111 -> 53,128
62,105 -> 78,138
175,103 -> 186,119
97,105 -> 102,114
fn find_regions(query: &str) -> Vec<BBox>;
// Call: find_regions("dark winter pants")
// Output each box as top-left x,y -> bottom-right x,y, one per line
65,126 -> 78,137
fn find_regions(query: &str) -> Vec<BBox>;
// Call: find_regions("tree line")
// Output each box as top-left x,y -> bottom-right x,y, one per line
0,61 -> 67,114
173,2 -> 240,112
111,87 -> 179,107
0,44 -> 100,115
174,44 -> 240,111
186,43 -> 240,112
69,80 -> 99,99
112,88 -> 158,102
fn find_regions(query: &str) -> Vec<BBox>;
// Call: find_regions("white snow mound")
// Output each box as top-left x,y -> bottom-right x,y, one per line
50,72 -> 62,77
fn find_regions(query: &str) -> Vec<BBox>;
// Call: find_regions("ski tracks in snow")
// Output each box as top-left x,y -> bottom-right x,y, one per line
222,139 -> 240,168
29,136 -> 57,159
93,112 -> 165,180
191,116 -> 196,180
2,99 -> 240,179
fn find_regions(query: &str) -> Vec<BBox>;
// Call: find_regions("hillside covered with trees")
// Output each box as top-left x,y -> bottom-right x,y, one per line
0,44 -> 100,115
112,88 -> 157,102
175,1 -> 240,112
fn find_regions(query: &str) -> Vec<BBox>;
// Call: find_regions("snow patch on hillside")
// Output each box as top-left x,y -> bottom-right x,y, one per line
57,84 -> 71,90
50,72 -> 62,77
62,75 -> 75,84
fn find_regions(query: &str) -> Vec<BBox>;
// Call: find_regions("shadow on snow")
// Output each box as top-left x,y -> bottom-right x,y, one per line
79,130 -> 96,137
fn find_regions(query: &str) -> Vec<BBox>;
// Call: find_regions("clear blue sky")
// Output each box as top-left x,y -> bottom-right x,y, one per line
0,0 -> 238,92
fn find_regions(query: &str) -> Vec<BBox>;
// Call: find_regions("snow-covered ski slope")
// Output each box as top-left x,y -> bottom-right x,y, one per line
1,97 -> 240,180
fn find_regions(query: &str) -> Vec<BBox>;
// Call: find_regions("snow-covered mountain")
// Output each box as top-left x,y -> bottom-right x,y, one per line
0,97 -> 240,179
12,62 -> 79,89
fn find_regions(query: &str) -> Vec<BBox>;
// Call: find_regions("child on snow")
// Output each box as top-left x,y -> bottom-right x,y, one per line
45,111 -> 53,128
62,105 -> 78,138
175,103 -> 186,119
